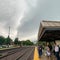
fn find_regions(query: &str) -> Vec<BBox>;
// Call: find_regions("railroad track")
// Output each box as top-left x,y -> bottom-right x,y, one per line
16,47 -> 34,60
0,47 -> 24,59
0,47 -> 34,60
0,47 -> 21,53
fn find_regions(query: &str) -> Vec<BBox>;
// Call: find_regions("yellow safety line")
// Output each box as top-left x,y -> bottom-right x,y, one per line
33,47 -> 40,60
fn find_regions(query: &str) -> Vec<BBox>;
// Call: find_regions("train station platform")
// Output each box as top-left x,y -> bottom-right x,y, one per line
33,47 -> 57,60
0,46 -> 57,60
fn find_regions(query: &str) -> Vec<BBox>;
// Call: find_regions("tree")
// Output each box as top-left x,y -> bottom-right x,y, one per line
18,41 -> 21,45
14,38 -> 19,45
5,36 -> 12,45
0,36 -> 5,45
25,40 -> 34,45
20,40 -> 34,46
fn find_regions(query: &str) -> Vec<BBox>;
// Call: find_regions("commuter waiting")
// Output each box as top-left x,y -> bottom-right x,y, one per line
54,43 -> 59,60
38,45 -> 43,58
45,43 -> 51,60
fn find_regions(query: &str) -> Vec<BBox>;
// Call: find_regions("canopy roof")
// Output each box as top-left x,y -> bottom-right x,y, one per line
38,21 -> 60,42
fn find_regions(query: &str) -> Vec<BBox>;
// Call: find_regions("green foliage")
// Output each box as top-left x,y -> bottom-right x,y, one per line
18,41 -> 21,45
21,40 -> 34,46
14,38 -> 21,46
0,35 -> 13,45
0,35 -> 34,46
38,41 -> 46,46
5,36 -> 12,45
14,38 -> 19,45
0,36 -> 5,45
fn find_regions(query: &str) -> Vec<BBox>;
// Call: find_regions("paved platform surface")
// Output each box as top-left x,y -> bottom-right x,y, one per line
33,47 -> 57,60
40,55 -> 56,60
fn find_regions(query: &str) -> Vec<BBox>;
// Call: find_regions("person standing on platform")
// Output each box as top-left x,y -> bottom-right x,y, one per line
38,45 -> 43,58
46,44 -> 51,60
48,43 -> 52,53
54,43 -> 59,60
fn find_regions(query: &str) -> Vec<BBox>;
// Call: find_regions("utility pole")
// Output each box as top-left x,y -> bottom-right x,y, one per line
8,26 -> 10,37
7,26 -> 11,46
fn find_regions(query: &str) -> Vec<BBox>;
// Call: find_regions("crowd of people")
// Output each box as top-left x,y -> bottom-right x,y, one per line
38,42 -> 60,60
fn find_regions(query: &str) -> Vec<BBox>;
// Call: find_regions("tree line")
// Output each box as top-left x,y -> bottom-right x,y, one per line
0,36 -> 34,46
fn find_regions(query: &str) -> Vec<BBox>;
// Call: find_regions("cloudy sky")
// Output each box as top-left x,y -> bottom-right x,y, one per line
0,0 -> 60,42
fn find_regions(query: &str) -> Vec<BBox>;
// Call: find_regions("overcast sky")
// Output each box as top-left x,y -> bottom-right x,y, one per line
0,0 -> 60,42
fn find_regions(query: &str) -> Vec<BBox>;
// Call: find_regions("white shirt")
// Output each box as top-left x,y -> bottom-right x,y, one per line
55,46 -> 59,52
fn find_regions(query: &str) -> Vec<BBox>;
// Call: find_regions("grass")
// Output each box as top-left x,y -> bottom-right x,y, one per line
0,46 -> 20,50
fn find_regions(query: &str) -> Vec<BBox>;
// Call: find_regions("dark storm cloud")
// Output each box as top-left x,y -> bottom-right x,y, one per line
17,0 -> 60,40
0,0 -> 28,38
17,5 -> 39,39
0,0 -> 60,41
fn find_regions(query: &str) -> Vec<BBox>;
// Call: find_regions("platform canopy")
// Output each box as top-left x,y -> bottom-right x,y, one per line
38,21 -> 60,42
